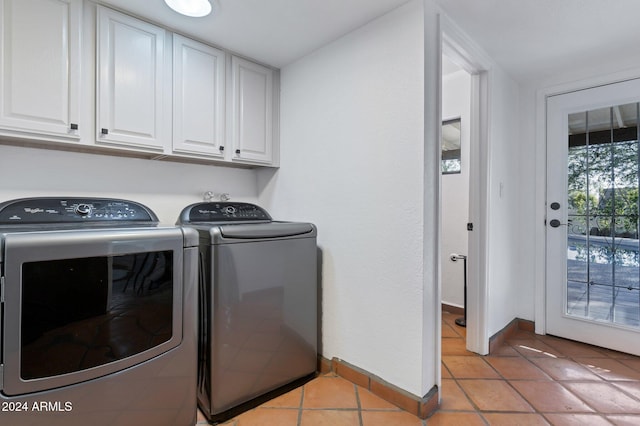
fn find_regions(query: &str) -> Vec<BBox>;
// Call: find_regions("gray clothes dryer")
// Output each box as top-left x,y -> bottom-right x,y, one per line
177,202 -> 317,422
0,197 -> 198,426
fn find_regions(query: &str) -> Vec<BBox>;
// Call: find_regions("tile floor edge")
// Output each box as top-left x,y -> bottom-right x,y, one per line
321,356 -> 439,419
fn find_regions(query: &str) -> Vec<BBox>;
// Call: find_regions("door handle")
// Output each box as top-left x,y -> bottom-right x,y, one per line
549,219 -> 563,228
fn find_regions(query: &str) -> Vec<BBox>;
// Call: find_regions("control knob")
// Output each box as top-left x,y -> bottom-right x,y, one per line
75,204 -> 92,216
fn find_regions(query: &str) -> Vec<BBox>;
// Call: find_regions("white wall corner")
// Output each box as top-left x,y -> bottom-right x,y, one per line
421,0 -> 441,397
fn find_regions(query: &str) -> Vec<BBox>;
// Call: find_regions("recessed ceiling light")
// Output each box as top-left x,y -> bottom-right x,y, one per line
164,0 -> 212,17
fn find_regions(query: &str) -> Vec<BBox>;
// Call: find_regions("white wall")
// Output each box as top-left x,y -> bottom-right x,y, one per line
0,144 -> 258,223
258,0 -> 435,397
484,65 -> 522,337
441,69 -> 471,307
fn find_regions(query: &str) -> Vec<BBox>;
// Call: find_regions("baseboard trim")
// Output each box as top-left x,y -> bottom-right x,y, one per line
489,318 -> 535,354
441,302 -> 464,316
319,356 -> 439,419
316,315 -> 536,418
443,302 -> 536,355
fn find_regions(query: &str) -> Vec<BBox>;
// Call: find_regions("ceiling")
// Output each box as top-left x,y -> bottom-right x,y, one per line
434,0 -> 640,83
97,0 -> 411,68
98,0 -> 640,82
568,103 -> 639,135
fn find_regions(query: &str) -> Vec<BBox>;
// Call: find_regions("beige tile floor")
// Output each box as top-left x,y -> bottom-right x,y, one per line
195,311 -> 640,425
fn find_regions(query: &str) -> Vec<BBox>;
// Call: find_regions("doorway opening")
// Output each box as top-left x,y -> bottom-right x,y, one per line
441,56 -> 472,332
440,19 -> 491,355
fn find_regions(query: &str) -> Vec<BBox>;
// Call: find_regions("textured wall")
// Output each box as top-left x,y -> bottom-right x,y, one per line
0,144 -> 258,224
258,0 -> 430,397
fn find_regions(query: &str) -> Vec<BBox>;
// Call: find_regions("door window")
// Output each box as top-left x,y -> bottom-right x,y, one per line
566,104 -> 640,326
20,251 -> 173,380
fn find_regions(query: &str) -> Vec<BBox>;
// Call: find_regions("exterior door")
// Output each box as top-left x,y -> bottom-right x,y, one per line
546,78 -> 640,355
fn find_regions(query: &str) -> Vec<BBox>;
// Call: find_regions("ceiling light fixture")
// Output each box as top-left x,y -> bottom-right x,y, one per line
164,0 -> 212,17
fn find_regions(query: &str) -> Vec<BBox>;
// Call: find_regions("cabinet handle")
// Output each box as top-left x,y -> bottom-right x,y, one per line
219,146 -> 224,151
70,123 -> 79,130
101,128 -> 109,135
235,149 -> 241,154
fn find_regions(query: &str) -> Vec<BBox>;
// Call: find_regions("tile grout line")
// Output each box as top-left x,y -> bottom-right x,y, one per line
442,334 -> 487,421
354,383 -> 364,426
296,383 -> 304,426
441,357 -> 491,424
480,341 -> 553,419
486,334 -> 623,421
510,334 -> 613,416
447,335 -> 552,422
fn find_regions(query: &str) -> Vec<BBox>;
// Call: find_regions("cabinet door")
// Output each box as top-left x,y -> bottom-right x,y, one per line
96,6 -> 167,151
0,0 -> 81,139
230,56 -> 274,164
173,35 -> 225,157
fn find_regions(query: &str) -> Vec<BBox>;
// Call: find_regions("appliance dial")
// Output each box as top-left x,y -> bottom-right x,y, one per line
75,204 -> 92,216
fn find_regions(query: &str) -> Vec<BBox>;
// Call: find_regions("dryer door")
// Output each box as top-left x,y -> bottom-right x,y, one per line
1,228 -> 184,396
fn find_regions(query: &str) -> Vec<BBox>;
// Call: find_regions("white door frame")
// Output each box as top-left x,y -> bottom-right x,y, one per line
441,15 -> 492,355
534,68 -> 640,334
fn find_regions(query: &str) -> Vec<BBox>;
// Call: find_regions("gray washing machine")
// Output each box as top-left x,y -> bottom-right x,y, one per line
0,197 -> 198,426
177,202 -> 317,422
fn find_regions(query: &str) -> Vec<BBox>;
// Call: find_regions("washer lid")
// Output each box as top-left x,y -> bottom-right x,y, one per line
218,222 -> 315,239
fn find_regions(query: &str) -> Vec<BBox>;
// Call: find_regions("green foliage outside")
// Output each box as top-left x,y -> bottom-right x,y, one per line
567,140 -> 639,238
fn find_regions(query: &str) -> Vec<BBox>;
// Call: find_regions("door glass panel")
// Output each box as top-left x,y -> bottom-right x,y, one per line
566,102 -> 640,327
20,251 -> 173,380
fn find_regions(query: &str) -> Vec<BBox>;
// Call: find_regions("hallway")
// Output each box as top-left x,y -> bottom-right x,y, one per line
197,312 -> 640,425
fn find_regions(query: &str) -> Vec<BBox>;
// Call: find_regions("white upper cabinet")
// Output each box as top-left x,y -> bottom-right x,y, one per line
0,3 -> 279,167
0,0 -> 81,140
96,5 -> 167,151
230,56 -> 274,165
172,35 -> 225,158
